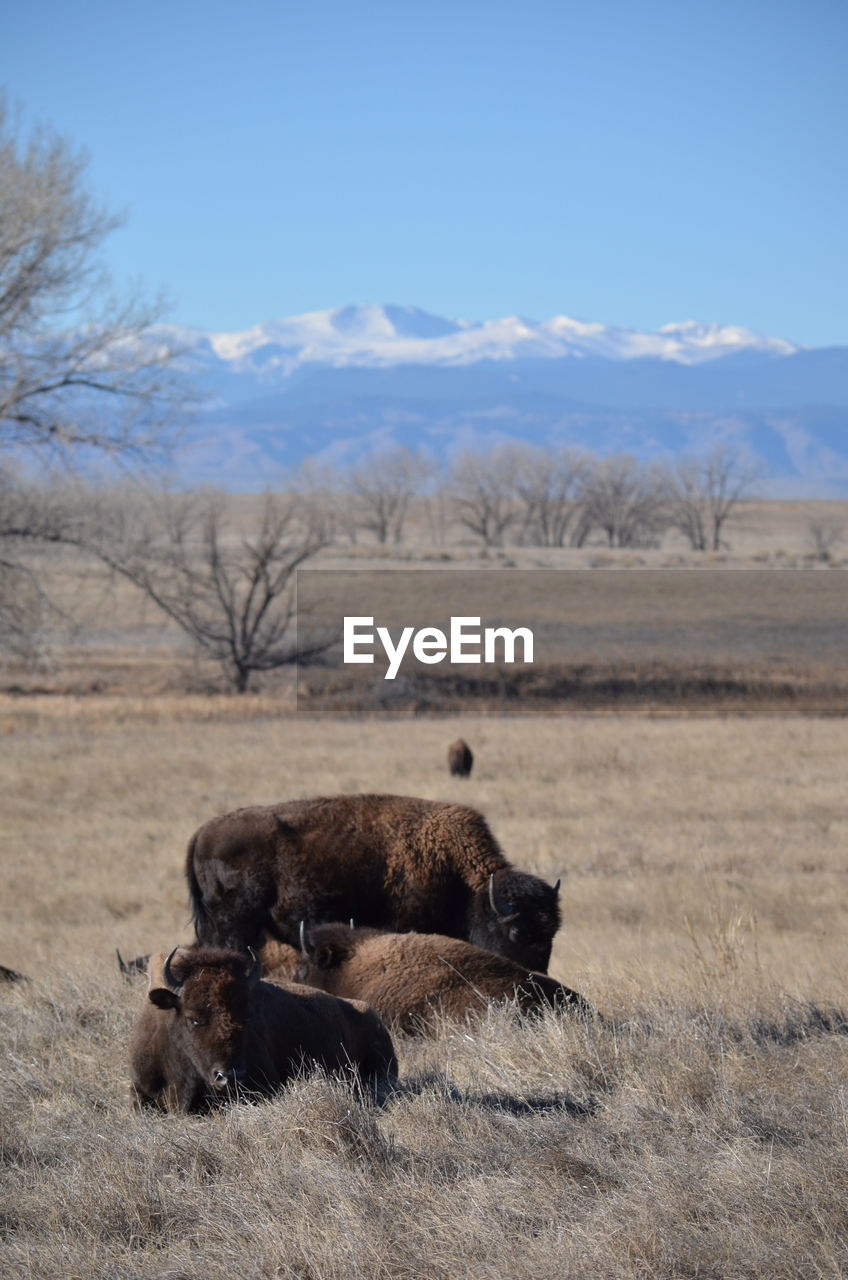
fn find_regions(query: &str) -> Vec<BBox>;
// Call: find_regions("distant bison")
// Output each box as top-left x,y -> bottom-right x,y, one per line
116,950 -> 148,979
129,945 -> 397,1113
0,963 -> 27,984
263,924 -> 593,1033
447,738 -> 473,778
186,793 -> 561,973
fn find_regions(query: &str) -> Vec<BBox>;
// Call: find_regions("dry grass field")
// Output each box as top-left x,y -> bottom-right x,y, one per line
3,701 -> 848,1278
6,496 -> 848,701
296,566 -> 848,715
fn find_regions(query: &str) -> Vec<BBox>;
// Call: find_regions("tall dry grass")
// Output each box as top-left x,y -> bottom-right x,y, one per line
2,705 -> 848,1276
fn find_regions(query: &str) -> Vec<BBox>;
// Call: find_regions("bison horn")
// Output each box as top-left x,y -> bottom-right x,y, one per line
299,920 -> 308,958
488,872 -> 519,924
244,946 -> 259,982
161,946 -> 183,992
553,878 -> 561,895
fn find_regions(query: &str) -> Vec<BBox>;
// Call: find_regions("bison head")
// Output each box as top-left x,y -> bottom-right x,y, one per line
287,920 -> 358,989
468,870 -> 561,973
147,947 -> 259,1093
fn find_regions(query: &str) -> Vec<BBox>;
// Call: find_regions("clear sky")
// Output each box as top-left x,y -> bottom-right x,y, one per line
3,0 -> 846,345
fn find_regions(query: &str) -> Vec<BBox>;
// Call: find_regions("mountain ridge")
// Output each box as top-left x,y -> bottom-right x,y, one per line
166,303 -> 800,381
162,304 -> 848,493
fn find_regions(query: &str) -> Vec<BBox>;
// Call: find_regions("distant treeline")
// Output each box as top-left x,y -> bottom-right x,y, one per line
292,441 -> 761,552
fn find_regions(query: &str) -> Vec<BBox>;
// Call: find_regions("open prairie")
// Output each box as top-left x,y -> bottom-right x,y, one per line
2,701 -> 847,1277
6,497 -> 848,703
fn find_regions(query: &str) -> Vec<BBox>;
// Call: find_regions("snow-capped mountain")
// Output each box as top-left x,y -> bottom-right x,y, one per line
161,305 -> 848,492
167,304 -> 799,384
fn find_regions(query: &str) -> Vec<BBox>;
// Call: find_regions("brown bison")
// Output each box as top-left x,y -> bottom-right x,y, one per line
0,964 -> 27,983
186,793 -> 561,973
262,924 -> 593,1033
129,945 -> 398,1113
116,950 -> 148,978
447,738 -> 473,778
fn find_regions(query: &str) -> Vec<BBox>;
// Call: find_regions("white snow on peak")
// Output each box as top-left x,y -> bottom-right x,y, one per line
167,304 -> 800,379
657,320 -> 797,358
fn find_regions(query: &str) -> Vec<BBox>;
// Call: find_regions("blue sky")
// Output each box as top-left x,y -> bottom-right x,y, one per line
3,0 -> 846,344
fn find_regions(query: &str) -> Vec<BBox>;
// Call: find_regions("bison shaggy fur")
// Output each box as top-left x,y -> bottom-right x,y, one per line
129,946 -> 398,1113
262,925 -> 593,1033
186,793 -> 561,973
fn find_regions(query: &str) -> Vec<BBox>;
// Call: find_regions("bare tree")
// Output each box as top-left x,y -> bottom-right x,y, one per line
577,454 -> 667,548
0,484 -> 83,669
0,101 -> 186,462
0,559 -> 55,668
88,488 -> 330,693
664,445 -> 761,552
289,458 -> 356,545
511,445 -> 586,546
806,512 -> 845,562
347,446 -> 435,544
422,485 -> 450,546
449,448 -> 517,547
0,103 -> 189,465
0,465 -> 95,664
0,103 -> 188,664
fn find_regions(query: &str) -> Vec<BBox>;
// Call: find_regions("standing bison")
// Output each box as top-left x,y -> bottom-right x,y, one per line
263,924 -> 592,1032
186,793 -> 561,973
130,946 -> 397,1113
447,738 -> 473,778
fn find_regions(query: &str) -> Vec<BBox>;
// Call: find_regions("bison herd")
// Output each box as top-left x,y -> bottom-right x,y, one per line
120,772 -> 592,1115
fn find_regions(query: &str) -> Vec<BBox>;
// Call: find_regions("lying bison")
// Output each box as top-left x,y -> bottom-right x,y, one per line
116,950 -> 148,979
186,793 -> 561,973
130,945 -> 398,1113
447,738 -> 473,778
0,963 -> 27,984
263,924 -> 593,1032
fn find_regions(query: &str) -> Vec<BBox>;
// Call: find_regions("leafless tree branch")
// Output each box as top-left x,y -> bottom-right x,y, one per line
449,448 -> 518,547
84,487 -> 331,692
0,99 -> 190,464
664,445 -> 761,551
577,454 -> 668,548
346,446 -> 436,544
